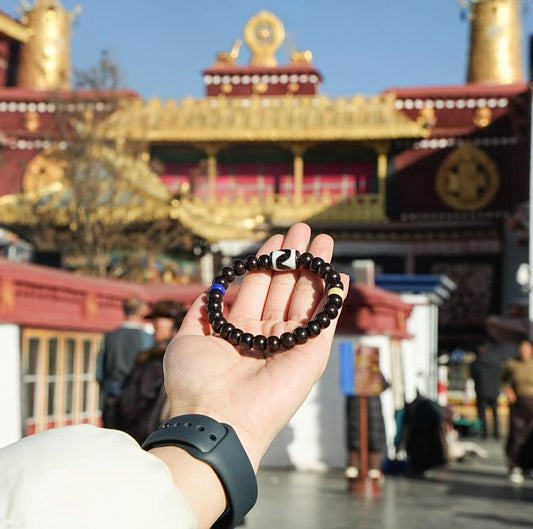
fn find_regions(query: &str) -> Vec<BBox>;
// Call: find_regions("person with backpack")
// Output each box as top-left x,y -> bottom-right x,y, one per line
117,300 -> 186,444
97,296 -> 153,428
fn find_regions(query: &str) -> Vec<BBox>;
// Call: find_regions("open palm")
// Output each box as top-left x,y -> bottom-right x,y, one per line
163,223 -> 348,469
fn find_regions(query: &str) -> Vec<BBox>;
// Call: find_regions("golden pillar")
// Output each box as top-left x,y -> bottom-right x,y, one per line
375,142 -> 389,218
199,145 -> 221,203
17,0 -> 72,90
292,147 -> 305,206
466,0 -> 524,84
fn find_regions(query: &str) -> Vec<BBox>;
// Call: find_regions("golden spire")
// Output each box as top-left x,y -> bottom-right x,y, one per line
466,0 -> 524,84
16,0 -> 73,90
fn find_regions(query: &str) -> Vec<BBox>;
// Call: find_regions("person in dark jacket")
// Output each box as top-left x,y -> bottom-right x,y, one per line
98,296 -> 153,428
470,343 -> 503,439
116,300 -> 186,444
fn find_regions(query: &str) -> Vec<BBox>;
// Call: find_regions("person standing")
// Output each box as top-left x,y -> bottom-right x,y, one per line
502,338 -> 533,484
98,296 -> 153,428
116,300 -> 186,444
470,343 -> 503,439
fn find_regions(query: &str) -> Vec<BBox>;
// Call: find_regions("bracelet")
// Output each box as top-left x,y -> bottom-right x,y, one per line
142,414 -> 258,529
205,249 -> 344,354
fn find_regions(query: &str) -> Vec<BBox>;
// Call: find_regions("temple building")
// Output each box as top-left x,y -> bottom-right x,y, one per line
0,2 -> 530,350
0,0 -> 528,459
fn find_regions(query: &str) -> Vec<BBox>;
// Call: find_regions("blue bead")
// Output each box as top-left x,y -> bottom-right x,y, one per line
210,283 -> 226,295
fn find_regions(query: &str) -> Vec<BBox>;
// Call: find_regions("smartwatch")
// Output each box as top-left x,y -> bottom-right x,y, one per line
142,414 -> 258,529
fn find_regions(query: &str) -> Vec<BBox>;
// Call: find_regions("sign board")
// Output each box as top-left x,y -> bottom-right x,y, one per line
340,341 -> 382,396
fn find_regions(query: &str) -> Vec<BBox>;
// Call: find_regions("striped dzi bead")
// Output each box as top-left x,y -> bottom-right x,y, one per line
270,249 -> 300,271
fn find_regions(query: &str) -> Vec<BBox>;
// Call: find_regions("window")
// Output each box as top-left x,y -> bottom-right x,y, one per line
21,329 -> 102,435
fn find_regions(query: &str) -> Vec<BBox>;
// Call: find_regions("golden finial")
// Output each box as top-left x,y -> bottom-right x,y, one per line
465,0 -> 524,84
244,11 -> 285,67
216,39 -> 242,65
16,0 -> 81,90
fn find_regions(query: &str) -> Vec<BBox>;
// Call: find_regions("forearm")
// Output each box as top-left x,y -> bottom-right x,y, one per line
149,446 -> 227,529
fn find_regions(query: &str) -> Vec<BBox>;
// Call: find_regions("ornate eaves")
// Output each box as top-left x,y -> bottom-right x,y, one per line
103,93 -> 429,143
0,145 -> 171,226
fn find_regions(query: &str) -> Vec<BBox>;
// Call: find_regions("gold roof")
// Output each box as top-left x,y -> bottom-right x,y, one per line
103,93 -> 428,143
0,12 -> 33,42
0,146 -> 171,226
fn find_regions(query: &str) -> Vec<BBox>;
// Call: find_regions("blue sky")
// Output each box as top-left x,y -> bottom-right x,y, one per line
2,1 -> 533,99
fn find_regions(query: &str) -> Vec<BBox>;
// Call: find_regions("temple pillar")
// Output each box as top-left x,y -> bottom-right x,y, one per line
372,141 -> 390,218
287,143 -> 313,206
196,144 -> 224,202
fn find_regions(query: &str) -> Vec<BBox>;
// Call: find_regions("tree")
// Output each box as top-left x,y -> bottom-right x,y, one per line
0,51 -> 194,279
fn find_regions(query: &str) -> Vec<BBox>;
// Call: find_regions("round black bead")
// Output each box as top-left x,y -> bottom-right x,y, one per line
220,322 -> 235,339
280,332 -> 296,350
228,328 -> 243,346
305,320 -> 321,336
221,266 -> 236,282
257,254 -> 271,270
253,334 -> 267,351
267,335 -> 282,353
239,332 -> 254,350
245,255 -> 258,272
212,275 -> 228,289
206,301 -> 222,313
318,262 -> 333,279
299,252 -> 313,269
325,270 -> 341,285
293,327 -> 309,344
207,290 -> 223,303
328,293 -> 343,308
207,308 -> 223,323
310,257 -> 324,272
232,259 -> 247,276
212,317 -> 226,333
322,302 -> 339,319
315,312 -> 331,329
328,281 -> 344,291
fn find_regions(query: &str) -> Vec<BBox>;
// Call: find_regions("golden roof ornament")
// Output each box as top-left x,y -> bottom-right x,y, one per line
16,0 -> 81,90
244,10 -> 285,66
462,0 -> 525,84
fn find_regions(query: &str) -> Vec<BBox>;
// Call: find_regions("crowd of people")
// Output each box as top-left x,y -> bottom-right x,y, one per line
98,296 -> 187,444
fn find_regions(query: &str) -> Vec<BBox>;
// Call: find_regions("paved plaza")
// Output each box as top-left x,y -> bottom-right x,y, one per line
246,439 -> 533,529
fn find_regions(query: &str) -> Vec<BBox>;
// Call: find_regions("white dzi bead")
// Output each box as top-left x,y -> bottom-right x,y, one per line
271,249 -> 300,271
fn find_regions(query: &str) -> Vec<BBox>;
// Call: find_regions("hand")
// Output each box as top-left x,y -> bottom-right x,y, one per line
505,386 -> 517,404
163,223 -> 348,470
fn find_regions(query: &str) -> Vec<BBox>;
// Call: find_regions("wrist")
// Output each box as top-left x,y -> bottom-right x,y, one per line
144,414 -> 258,529
168,404 -> 265,471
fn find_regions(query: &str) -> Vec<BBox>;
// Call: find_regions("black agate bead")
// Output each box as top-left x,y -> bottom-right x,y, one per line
232,259 -> 247,276
267,336 -> 282,353
280,332 -> 296,350
239,333 -> 254,350
253,335 -> 267,351
293,327 -> 309,344
257,254 -> 271,270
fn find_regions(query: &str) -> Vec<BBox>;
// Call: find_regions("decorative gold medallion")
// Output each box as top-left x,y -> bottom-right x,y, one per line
435,143 -> 499,211
23,152 -> 66,192
244,10 -> 285,66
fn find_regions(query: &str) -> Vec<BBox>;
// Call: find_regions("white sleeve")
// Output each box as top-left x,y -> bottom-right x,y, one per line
0,424 -> 197,529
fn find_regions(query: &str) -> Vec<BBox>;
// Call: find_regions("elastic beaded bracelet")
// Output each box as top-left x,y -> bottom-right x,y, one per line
205,249 -> 344,354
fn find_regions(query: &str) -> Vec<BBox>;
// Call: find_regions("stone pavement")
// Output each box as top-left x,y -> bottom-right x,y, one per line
245,439 -> 533,529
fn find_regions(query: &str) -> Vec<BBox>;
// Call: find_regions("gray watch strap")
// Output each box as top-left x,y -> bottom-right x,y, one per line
142,414 -> 258,529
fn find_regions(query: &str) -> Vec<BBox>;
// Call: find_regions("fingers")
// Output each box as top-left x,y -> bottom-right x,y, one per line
177,293 -> 212,336
261,223 -> 312,322
287,233 -> 335,322
226,233 -> 282,321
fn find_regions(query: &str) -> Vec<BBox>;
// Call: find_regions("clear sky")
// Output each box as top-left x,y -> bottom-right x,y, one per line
2,0 -> 533,100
